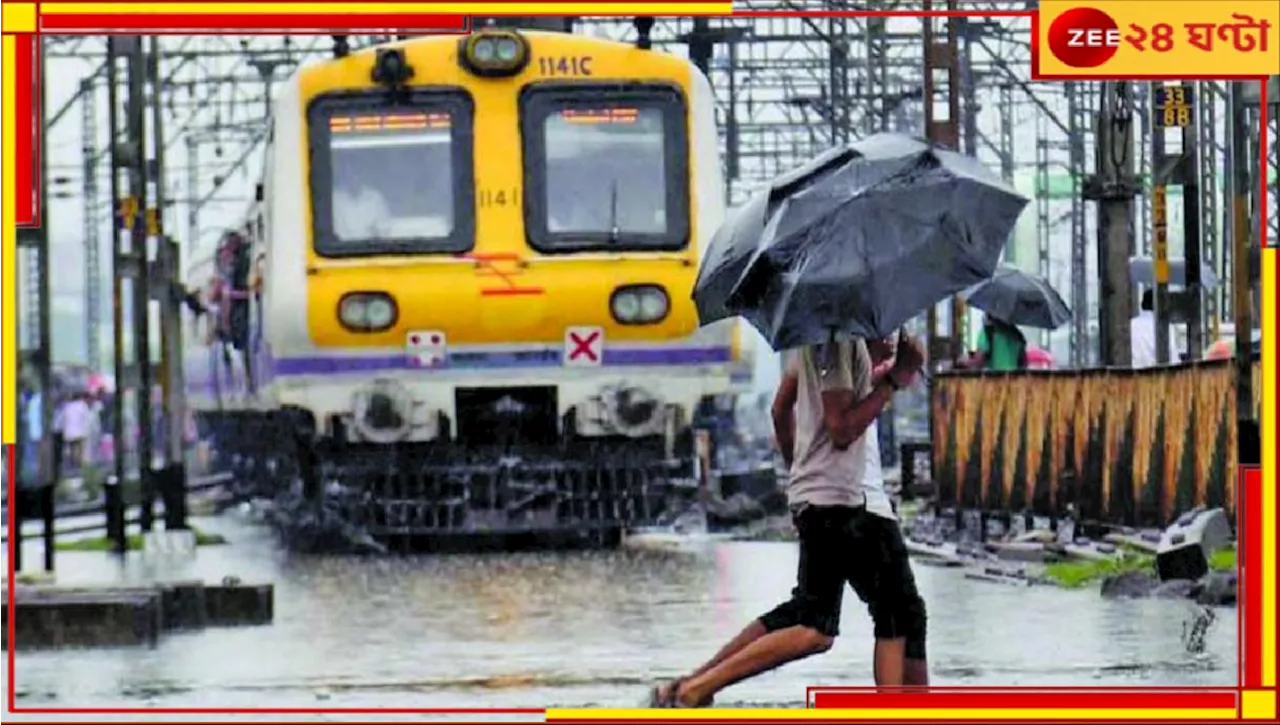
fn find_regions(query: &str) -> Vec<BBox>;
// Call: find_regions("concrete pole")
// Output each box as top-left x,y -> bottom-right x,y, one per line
1086,81 -> 1137,367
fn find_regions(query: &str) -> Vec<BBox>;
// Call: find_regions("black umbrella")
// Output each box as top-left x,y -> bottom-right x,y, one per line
966,267 -> 1072,330
693,145 -> 856,326
697,133 -> 1028,350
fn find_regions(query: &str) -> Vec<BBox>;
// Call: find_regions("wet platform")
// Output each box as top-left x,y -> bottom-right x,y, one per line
3,579 -> 274,650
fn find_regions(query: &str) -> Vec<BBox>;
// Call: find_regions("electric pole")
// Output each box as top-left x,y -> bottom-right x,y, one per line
1084,81 -> 1138,367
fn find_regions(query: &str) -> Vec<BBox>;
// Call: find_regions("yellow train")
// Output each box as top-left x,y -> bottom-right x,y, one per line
183,24 -> 754,550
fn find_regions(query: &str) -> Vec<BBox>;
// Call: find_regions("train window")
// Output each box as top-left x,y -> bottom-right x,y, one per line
520,84 -> 690,254
307,90 -> 476,257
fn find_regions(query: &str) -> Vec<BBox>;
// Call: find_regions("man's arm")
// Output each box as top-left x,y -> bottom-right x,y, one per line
817,340 -> 895,451
772,362 -> 800,468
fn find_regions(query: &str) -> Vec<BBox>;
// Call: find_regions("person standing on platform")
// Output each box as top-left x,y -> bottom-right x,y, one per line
1130,289 -> 1179,367
960,313 -> 1028,372
59,392 -> 93,475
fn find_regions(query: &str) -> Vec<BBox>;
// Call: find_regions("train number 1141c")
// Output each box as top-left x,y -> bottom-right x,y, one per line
536,56 -> 593,77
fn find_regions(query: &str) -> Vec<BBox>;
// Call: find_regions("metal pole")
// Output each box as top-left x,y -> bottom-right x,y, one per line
1086,81 -> 1137,367
185,135 -> 199,257
105,38 -> 127,555
1227,82 -> 1253,435
922,0 -> 964,369
9,44 -> 56,572
944,6 -> 965,363
1180,82 -> 1204,360
688,18 -> 711,75
125,38 -> 156,533
150,37 -> 189,531
1197,82 -> 1222,343
37,38 -> 54,573
1065,81 -> 1091,366
724,39 -> 739,199
1149,83 -> 1173,365
80,78 -> 102,371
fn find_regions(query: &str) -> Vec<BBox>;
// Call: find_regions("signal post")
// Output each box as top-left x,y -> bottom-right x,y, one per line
1147,81 -> 1204,364
922,0 -> 966,370
1084,81 -> 1139,367
106,36 -> 189,553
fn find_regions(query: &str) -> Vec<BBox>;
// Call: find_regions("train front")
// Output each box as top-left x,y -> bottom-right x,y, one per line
261,28 -> 747,549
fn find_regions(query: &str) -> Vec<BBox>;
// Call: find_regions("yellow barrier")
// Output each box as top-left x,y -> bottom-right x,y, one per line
929,359 -> 1261,526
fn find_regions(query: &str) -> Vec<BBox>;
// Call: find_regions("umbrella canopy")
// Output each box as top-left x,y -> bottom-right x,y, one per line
966,267 -> 1072,330
697,133 -> 1028,350
693,145 -> 857,327
1204,338 -> 1233,361
1025,345 -> 1054,369
87,372 -> 115,395
1205,329 -> 1261,360
1128,257 -> 1220,289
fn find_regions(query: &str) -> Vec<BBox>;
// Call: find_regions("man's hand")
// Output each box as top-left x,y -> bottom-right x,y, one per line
890,333 -> 926,388
867,336 -> 896,366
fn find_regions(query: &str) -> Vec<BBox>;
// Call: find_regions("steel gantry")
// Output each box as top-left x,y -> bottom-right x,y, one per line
38,34 -> 394,369
23,9 -> 1275,374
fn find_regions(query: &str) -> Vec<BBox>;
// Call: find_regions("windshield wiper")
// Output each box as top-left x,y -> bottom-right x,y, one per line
608,179 -> 621,245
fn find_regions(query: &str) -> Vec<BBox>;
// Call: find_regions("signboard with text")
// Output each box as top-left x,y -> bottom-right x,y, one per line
1035,1 -> 1278,79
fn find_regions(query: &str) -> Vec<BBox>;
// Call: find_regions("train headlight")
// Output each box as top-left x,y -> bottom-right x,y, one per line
371,48 -> 415,88
459,31 -> 530,77
610,285 -> 670,325
338,292 -> 399,333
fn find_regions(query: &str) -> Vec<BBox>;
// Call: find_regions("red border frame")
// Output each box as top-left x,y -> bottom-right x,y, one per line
13,32 -> 37,227
39,14 -> 472,33
4,4 -> 1275,720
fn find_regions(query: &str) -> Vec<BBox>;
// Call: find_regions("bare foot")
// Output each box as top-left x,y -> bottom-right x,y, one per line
648,678 -> 714,708
674,679 -> 715,708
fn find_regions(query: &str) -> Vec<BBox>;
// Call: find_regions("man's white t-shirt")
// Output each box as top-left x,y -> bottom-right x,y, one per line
1130,310 -> 1177,367
783,338 -> 895,520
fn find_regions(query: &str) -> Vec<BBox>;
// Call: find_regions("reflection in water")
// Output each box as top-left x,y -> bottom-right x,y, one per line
6,516 -> 1235,713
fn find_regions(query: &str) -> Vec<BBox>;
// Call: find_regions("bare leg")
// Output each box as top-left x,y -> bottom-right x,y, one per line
655,619 -> 768,703
675,625 -> 832,706
904,658 -> 930,690
689,619 -> 768,679
873,637 -> 906,688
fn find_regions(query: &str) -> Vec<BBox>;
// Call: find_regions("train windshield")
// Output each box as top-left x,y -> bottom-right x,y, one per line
521,85 -> 690,253
308,92 -> 475,257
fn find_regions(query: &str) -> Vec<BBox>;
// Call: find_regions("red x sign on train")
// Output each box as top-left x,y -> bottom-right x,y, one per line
565,326 -> 603,367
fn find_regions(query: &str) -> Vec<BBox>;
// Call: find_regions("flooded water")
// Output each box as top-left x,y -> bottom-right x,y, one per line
4,514 -> 1236,717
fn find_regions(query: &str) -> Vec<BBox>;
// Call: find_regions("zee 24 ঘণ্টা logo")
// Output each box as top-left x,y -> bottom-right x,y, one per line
1046,6 -> 1272,69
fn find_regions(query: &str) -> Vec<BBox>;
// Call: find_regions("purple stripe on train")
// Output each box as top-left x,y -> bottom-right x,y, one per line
271,346 -> 733,376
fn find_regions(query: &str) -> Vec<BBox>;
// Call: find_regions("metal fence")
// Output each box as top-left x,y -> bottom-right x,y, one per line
929,358 -> 1260,527
3,472 -> 232,546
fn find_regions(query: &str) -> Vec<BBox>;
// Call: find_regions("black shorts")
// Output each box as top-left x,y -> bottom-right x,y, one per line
758,504 -> 928,660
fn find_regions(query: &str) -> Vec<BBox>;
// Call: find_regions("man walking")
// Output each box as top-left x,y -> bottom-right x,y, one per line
649,332 -> 929,707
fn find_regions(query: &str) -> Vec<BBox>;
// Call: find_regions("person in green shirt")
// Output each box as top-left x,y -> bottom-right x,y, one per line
962,313 -> 1028,371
